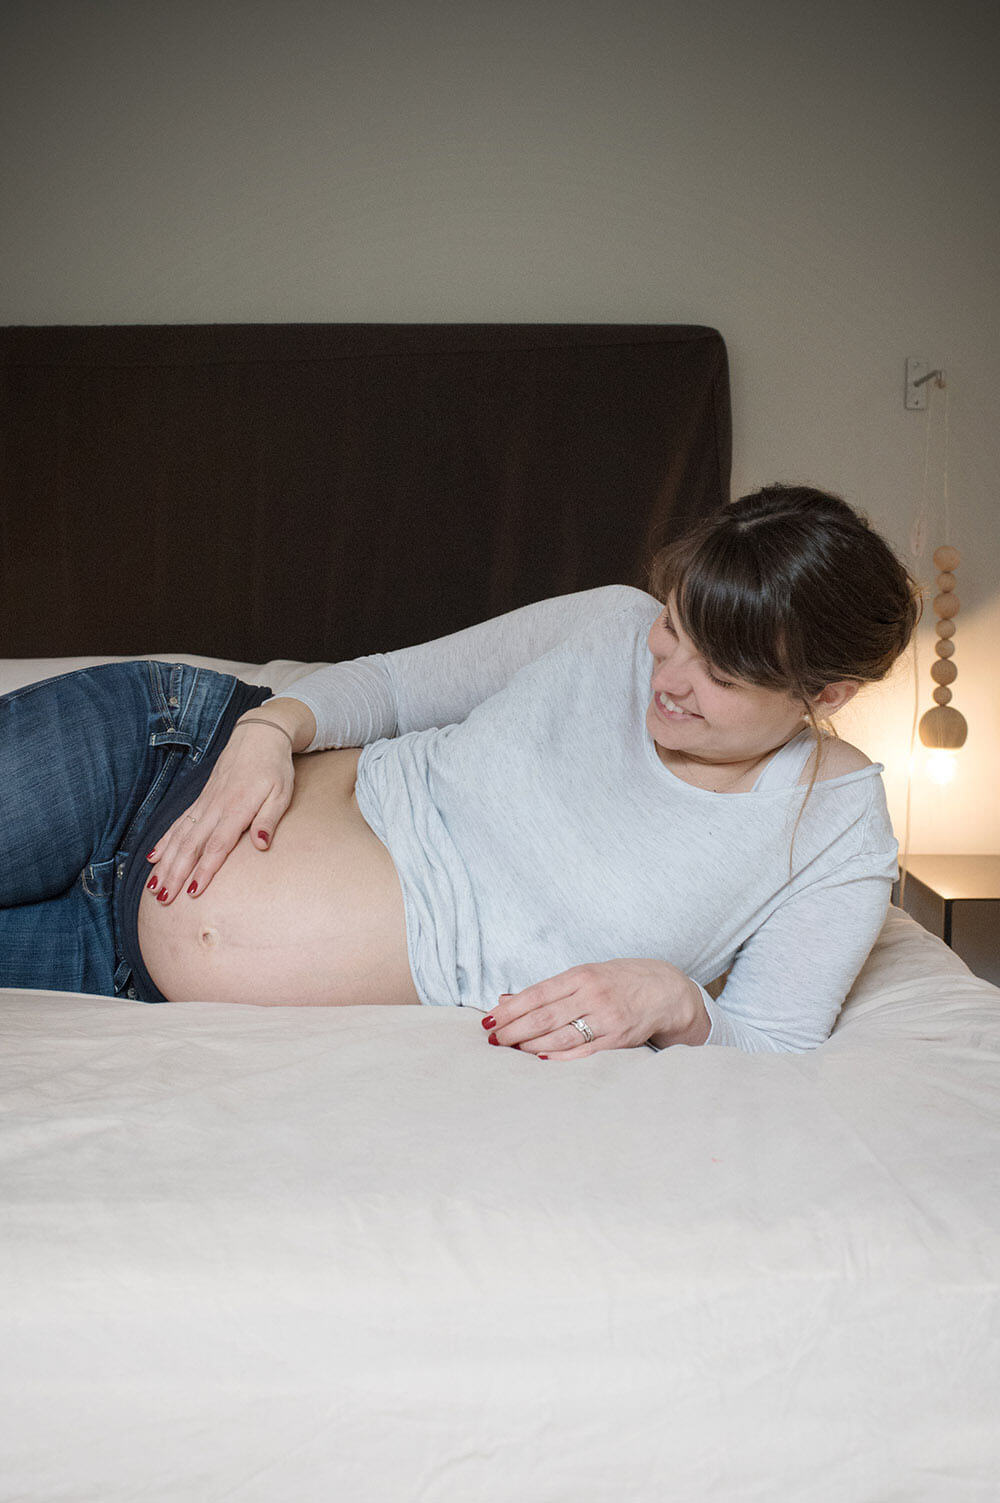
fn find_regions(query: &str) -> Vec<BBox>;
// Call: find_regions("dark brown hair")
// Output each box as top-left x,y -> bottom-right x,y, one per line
648,484 -> 921,706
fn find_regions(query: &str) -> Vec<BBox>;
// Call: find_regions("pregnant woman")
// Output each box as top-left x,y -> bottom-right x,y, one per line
0,486 -> 919,1056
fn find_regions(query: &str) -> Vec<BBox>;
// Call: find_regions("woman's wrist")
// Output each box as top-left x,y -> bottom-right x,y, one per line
649,974 -> 712,1049
236,697 -> 317,754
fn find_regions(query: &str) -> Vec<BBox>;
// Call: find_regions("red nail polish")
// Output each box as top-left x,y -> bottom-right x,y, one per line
257,830 -> 269,845
538,1055 -> 549,1061
488,1032 -> 499,1046
482,1014 -> 496,1029
187,880 -> 198,895
146,850 -> 157,861
157,889 -> 169,903
146,876 -> 157,892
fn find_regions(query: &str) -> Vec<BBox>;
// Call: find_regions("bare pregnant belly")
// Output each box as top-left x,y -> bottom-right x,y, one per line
138,748 -> 421,1006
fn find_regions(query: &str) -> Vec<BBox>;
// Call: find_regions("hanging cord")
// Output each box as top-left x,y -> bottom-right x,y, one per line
942,380 -> 951,542
898,636 -> 921,911
898,390 -> 937,911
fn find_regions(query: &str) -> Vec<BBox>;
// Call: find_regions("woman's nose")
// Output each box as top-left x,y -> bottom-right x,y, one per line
650,620 -> 694,679
653,661 -> 692,696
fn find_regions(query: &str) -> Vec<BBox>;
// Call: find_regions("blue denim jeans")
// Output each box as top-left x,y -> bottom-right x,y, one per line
0,661 -> 268,1000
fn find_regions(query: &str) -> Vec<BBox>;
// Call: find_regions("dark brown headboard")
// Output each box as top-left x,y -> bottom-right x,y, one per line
0,324 -> 730,662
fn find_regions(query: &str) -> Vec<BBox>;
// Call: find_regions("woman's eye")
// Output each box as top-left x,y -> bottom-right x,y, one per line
661,610 -> 734,686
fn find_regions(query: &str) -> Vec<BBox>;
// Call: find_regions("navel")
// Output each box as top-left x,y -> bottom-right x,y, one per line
199,926 -> 220,949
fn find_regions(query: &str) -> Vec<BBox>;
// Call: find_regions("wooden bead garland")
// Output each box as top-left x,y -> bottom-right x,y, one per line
918,545 -> 968,749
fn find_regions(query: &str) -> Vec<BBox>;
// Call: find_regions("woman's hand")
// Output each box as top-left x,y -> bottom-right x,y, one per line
482,959 -> 711,1058
145,699 -> 315,905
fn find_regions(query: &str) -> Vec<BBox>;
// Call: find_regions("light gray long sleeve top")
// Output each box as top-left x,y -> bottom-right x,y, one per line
281,586 -> 899,1052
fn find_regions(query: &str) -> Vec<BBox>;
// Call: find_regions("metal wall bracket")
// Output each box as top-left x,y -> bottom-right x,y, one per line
905,358 -> 945,409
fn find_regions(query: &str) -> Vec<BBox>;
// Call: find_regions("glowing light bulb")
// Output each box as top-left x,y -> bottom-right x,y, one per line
926,748 -> 958,785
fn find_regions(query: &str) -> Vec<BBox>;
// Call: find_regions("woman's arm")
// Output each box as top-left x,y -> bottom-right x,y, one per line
281,585 -> 650,748
148,586 -> 648,903
486,859 -> 894,1058
688,862 -> 894,1053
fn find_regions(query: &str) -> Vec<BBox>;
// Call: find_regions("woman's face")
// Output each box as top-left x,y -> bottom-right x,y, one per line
645,597 -> 807,767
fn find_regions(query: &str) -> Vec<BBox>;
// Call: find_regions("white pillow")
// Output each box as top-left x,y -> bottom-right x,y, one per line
0,653 -> 328,698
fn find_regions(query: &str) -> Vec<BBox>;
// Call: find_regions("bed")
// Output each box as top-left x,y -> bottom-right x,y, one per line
2,326 -> 998,1502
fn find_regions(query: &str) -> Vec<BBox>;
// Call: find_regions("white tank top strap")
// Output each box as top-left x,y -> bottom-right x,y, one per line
751,727 -> 817,792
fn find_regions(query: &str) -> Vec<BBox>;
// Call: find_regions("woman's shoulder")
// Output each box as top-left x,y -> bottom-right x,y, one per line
587,583 -> 661,622
806,734 -> 874,784
561,584 -> 661,654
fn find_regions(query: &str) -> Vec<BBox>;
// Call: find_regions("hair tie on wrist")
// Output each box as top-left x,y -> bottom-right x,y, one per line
236,716 -> 295,749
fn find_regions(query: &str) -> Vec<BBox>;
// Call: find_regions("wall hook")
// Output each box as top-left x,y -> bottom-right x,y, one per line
905,358 -> 946,409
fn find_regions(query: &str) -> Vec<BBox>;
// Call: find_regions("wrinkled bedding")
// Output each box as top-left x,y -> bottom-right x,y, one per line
2,905 -> 998,1502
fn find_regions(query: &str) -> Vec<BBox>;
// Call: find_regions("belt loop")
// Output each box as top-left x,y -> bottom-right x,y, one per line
168,663 -> 184,716
145,660 -> 169,719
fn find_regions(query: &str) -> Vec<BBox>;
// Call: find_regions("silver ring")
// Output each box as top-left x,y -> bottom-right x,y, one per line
569,1016 -> 595,1043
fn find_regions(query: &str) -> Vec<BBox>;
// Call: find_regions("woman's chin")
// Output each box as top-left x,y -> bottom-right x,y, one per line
646,701 -> 700,747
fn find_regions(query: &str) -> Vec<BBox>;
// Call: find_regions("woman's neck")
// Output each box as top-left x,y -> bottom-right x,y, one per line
656,727 -> 807,793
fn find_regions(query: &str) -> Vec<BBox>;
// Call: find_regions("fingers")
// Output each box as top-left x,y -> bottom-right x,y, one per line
146,787 -> 288,905
250,784 -> 291,852
489,978 -> 579,1036
531,1040 -> 599,1062
179,808 -> 260,898
509,1021 -> 601,1057
145,807 -> 217,906
144,724 -> 296,905
483,970 -> 610,1057
482,1009 -> 600,1060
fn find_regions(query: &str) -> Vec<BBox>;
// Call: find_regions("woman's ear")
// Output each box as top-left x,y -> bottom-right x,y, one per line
810,680 -> 861,718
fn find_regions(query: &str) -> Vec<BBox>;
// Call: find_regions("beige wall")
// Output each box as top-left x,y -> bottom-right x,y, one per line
3,0 -> 998,851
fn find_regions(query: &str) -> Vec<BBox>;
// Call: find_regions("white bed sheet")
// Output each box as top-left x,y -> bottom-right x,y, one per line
2,907 -> 999,1503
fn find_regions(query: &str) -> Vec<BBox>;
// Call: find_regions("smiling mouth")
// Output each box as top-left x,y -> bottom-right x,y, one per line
653,691 -> 703,721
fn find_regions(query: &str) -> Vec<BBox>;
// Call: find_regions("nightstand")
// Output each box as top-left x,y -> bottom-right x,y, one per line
894,855 -> 1000,988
